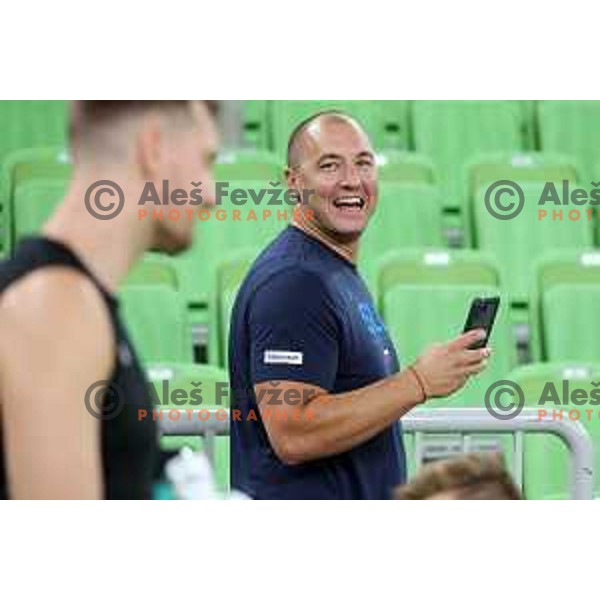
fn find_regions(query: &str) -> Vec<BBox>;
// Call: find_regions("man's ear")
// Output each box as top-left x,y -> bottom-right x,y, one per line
285,166 -> 299,190
135,116 -> 162,181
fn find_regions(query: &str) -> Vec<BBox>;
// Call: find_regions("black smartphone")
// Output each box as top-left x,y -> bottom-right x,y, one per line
462,296 -> 500,349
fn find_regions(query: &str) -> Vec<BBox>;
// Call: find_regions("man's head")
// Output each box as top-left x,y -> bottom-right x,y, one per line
394,453 -> 522,500
285,111 -> 378,246
70,100 -> 219,254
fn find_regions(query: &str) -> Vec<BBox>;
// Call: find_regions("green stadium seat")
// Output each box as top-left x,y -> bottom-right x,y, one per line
0,147 -> 70,255
383,283 -> 516,407
358,183 -> 444,289
472,182 -> 595,304
530,250 -> 600,361
119,285 -> 193,364
511,362 -> 600,499
412,101 -> 524,212
464,152 -> 579,214
376,151 -> 436,184
0,102 -> 68,172
538,101 -> 600,183
373,248 -> 501,316
541,284 -> 600,362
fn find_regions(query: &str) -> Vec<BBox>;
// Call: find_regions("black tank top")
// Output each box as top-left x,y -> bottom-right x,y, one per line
0,237 -> 159,499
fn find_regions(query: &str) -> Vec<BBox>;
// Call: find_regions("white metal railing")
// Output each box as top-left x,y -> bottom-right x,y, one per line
158,407 -> 595,499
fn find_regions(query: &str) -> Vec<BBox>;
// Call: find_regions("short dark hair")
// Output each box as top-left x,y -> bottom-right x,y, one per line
394,452 -> 522,500
286,109 -> 365,168
69,100 -> 218,148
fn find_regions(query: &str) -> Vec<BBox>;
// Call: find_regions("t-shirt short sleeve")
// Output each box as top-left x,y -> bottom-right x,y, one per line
248,267 -> 340,391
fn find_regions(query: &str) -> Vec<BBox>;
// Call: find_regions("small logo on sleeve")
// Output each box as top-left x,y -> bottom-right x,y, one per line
264,350 -> 304,365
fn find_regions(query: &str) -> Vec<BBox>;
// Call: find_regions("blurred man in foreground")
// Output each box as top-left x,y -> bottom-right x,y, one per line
0,100 -> 218,499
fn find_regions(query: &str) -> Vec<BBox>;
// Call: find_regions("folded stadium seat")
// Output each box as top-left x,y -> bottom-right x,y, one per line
374,247 -> 501,315
147,362 -> 231,491
358,183 -> 444,291
268,100 -> 408,157
0,146 -> 71,256
538,101 -> 600,184
383,283 -> 516,408
215,148 -> 283,182
411,101 -> 525,227
510,362 -> 600,500
119,284 -> 193,365
464,152 -> 580,218
472,182 -> 595,307
242,100 -> 270,149
0,101 -> 68,174
542,284 -> 600,362
529,250 -> 600,362
376,151 -> 436,184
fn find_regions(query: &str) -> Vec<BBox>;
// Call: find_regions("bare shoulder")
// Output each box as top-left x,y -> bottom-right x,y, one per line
0,266 -> 115,373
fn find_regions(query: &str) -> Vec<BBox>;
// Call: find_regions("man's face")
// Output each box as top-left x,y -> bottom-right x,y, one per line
288,117 -> 378,242
154,101 -> 218,254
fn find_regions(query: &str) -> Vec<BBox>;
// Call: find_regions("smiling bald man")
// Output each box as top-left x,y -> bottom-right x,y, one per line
229,110 -> 490,499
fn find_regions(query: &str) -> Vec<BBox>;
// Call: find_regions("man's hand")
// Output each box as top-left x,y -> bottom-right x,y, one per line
412,329 -> 491,399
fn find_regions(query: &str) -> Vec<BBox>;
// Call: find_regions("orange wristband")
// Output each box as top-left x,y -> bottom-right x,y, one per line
407,365 -> 428,403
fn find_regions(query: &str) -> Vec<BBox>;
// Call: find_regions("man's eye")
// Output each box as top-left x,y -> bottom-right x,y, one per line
357,160 -> 374,168
320,162 -> 338,171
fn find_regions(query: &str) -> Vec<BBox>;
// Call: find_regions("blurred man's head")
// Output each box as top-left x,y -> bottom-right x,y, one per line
394,452 -> 522,500
70,100 -> 219,254
285,111 -> 377,246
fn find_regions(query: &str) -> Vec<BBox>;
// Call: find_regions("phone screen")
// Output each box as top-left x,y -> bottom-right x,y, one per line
463,297 -> 500,349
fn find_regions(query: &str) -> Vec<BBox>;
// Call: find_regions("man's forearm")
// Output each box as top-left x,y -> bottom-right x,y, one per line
274,368 -> 425,464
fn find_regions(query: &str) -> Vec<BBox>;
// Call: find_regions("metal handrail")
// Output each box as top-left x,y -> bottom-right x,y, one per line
158,407 -> 595,499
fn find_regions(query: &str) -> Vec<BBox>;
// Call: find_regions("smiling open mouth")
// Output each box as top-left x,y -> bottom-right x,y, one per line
332,196 -> 366,210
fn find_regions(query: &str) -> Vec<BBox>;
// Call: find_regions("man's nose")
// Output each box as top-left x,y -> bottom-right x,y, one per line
339,163 -> 362,190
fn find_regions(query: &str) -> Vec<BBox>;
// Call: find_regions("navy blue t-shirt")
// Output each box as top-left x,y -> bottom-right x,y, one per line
229,226 -> 406,499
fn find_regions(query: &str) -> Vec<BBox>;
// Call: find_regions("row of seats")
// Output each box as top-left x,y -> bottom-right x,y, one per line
0,149 -> 600,257
114,247 -> 600,379
2,154 -> 599,303
244,100 -> 600,207
1,100 -> 600,218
